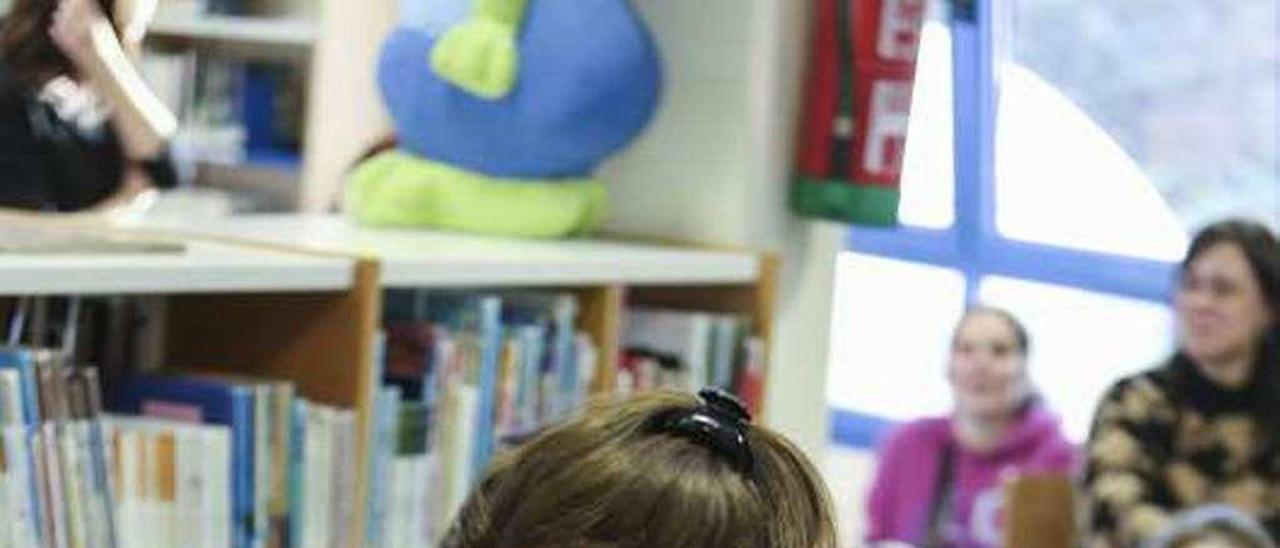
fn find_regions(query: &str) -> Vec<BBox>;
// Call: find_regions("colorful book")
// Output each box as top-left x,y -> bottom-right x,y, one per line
366,386 -> 400,548
329,410 -> 356,548
2,424 -> 39,547
625,308 -> 716,392
286,399 -> 306,548
299,404 -> 332,548
121,375 -> 255,548
420,293 -> 502,486
0,348 -> 40,426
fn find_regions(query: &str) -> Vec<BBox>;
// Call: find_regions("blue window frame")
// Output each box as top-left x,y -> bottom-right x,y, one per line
829,0 -> 1179,449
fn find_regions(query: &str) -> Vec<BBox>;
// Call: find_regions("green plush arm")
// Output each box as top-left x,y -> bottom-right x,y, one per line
429,0 -> 530,99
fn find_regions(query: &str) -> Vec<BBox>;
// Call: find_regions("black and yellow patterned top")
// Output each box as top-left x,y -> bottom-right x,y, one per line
1084,355 -> 1280,547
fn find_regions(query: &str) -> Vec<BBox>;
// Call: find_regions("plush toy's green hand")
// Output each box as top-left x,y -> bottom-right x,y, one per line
429,0 -> 529,99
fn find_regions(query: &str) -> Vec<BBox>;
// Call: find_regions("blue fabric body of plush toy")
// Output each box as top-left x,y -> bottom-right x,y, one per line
378,0 -> 663,179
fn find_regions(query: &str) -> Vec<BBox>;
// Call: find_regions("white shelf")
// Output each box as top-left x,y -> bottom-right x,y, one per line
148,14 -> 318,48
140,214 -> 762,288
0,224 -> 352,296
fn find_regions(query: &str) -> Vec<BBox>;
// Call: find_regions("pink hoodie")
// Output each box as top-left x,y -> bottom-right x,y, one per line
866,406 -> 1077,547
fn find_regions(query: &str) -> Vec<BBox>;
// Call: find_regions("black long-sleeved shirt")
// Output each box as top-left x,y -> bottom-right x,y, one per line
1084,354 -> 1280,547
0,61 -> 175,211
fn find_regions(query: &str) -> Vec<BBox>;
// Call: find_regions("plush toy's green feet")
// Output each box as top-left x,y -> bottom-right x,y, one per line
346,151 -> 609,238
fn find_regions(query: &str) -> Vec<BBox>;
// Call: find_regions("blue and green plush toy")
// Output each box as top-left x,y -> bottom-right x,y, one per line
346,0 -> 663,238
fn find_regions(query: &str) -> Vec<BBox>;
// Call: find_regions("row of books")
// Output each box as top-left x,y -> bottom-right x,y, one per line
370,290 -> 599,543
0,338 -> 361,548
0,295 -> 769,547
144,0 -> 312,186
141,52 -> 306,177
622,308 -> 766,415
366,292 -> 768,546
118,374 -> 359,548
0,348 -> 114,548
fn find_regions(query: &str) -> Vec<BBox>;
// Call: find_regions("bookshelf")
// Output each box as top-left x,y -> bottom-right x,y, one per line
0,236 -> 350,296
140,214 -> 762,287
0,213 -> 776,546
148,14 -> 318,49
0,214 -> 376,547
139,214 -> 777,396
141,0 -> 398,211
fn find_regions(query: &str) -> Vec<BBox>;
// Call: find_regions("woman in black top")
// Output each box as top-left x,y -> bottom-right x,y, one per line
1084,220 -> 1280,547
0,0 -> 177,212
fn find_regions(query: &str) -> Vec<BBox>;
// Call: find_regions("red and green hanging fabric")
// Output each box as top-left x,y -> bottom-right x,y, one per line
792,0 -> 927,226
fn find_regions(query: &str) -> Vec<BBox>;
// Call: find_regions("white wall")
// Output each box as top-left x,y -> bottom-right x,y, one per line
601,0 -> 840,460
301,0 -> 397,212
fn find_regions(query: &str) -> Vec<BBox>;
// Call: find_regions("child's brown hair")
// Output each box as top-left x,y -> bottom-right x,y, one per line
442,389 -> 838,548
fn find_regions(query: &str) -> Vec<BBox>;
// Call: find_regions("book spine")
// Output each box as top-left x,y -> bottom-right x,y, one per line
36,363 -> 68,548
232,389 -> 253,548
175,428 -> 208,548
268,384 -> 293,548
0,370 -> 24,426
300,406 -> 330,548
3,425 -> 38,547
575,334 -> 597,404
448,385 -> 478,522
207,427 -> 233,548
252,386 -> 270,548
286,400 -> 305,548
553,296 -> 578,419
0,453 -> 12,548
112,429 -> 139,548
79,369 -> 118,548
329,411 -> 355,548
365,387 -> 399,548
415,452 -> 437,546
469,296 -> 502,485
59,419 -> 88,548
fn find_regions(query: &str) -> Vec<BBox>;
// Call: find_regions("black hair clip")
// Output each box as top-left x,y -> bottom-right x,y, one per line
656,387 -> 755,475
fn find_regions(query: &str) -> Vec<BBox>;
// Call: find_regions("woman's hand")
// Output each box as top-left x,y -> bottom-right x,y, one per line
49,0 -> 118,73
48,0 -> 178,162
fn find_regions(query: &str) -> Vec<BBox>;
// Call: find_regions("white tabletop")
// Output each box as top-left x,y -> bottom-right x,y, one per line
143,214 -> 762,288
0,218 -> 353,295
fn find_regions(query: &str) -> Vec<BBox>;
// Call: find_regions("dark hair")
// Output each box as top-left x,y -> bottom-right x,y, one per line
1173,219 -> 1280,451
0,0 -> 117,88
1181,218 -> 1280,325
955,306 -> 1031,357
443,391 -> 838,548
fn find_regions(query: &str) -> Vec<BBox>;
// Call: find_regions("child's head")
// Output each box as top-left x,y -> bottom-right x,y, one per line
443,389 -> 837,548
1146,505 -> 1277,548
1171,531 -> 1270,548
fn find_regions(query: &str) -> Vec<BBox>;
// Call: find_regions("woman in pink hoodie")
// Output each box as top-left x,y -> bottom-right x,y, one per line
866,307 -> 1077,547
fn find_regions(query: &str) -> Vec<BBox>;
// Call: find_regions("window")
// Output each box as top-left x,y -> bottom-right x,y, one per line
1010,0 -> 1279,233
826,254 -> 965,420
827,0 -> 1277,448
898,19 -> 956,229
995,64 -> 1188,263
978,276 -> 1174,439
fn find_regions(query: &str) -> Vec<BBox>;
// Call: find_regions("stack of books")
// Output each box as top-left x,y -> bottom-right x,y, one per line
621,307 -> 765,415
363,290 -> 599,545
118,373 -> 356,548
0,348 -> 114,548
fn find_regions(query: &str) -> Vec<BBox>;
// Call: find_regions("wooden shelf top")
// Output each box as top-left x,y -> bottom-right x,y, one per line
0,215 -> 352,295
141,214 -> 763,288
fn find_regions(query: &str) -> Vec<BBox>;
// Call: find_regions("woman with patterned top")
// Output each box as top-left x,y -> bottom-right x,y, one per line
1084,219 -> 1280,547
